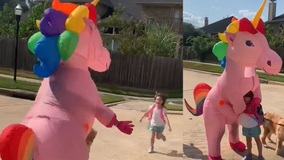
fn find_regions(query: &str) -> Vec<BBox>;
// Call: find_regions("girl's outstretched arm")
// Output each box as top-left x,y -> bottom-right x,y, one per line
140,108 -> 152,122
164,113 -> 172,131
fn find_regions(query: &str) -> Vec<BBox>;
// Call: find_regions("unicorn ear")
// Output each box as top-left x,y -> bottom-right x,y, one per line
225,32 -> 236,44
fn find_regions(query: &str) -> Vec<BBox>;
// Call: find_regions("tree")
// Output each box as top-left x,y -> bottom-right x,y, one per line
143,24 -> 177,57
265,23 -> 284,48
189,35 -> 219,62
0,3 -> 15,37
183,22 -> 205,46
20,1 -> 51,38
103,5 -> 177,57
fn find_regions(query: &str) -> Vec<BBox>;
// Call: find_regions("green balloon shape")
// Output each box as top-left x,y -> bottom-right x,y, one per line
58,31 -> 79,61
28,32 -> 43,54
212,41 -> 228,61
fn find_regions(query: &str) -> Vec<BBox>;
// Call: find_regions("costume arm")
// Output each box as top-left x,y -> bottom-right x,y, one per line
227,92 -> 247,115
93,98 -> 117,128
253,84 -> 262,100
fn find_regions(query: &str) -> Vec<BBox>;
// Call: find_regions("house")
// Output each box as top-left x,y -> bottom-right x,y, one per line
266,0 -> 284,33
199,16 -> 233,36
200,0 -> 284,35
136,0 -> 183,37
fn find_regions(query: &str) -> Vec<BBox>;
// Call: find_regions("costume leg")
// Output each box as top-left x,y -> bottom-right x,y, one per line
204,109 -> 225,158
227,119 -> 246,152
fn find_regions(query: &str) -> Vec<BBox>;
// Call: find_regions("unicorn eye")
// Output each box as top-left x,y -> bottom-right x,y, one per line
245,40 -> 254,47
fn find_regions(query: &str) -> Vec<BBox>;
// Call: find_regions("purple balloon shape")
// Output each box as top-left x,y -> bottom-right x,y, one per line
39,8 -> 68,36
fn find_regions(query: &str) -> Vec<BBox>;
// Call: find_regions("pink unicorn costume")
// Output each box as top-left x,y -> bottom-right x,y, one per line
184,0 -> 282,160
0,1 -> 134,160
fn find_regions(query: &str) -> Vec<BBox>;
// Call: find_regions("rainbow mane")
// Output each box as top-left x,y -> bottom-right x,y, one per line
27,0 -> 99,78
212,0 -> 267,68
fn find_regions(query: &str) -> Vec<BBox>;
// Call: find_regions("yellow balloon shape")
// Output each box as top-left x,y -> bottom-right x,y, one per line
36,20 -> 40,29
226,21 -> 239,33
65,6 -> 89,34
218,33 -> 228,43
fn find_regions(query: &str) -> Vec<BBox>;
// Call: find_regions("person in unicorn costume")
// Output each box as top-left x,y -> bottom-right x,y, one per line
184,0 -> 282,160
0,0 -> 134,160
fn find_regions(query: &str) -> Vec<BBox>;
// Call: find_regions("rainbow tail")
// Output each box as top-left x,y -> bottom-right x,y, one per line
0,124 -> 35,160
184,83 -> 211,116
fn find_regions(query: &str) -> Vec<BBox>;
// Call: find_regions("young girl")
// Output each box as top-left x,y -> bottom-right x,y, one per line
241,91 -> 264,160
140,93 -> 172,153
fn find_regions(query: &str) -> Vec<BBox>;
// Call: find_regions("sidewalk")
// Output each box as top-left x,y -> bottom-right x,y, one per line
0,73 -> 182,101
184,60 -> 284,76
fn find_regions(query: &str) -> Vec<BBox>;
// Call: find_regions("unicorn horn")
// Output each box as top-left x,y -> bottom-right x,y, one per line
91,0 -> 100,6
251,0 -> 267,28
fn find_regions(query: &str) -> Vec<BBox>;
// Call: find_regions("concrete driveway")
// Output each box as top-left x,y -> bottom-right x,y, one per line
183,69 -> 284,160
0,96 -> 183,160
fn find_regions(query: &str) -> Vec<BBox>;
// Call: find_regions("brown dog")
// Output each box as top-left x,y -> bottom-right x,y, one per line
86,128 -> 98,148
261,112 -> 284,154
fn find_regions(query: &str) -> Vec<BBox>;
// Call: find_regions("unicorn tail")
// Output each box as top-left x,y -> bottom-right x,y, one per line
184,83 -> 211,116
0,124 -> 35,160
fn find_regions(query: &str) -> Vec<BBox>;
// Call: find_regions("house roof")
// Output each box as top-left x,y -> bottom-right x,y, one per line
34,0 -> 113,7
110,0 -> 141,20
199,16 -> 233,34
33,0 -> 141,20
267,13 -> 284,23
136,0 -> 182,5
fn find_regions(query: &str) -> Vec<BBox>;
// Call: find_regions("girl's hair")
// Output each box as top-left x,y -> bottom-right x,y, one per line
155,92 -> 167,107
244,91 -> 254,99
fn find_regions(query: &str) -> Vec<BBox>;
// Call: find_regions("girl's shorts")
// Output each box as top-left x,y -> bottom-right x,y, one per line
242,125 -> 261,137
148,124 -> 165,133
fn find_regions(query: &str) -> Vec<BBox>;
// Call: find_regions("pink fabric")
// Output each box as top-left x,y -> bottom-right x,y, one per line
23,63 -> 115,160
204,30 -> 282,158
20,19 -> 116,160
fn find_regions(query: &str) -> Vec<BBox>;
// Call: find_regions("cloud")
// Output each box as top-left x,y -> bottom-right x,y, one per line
238,10 -> 256,17
212,6 -> 220,10
238,10 -> 266,20
183,11 -> 204,28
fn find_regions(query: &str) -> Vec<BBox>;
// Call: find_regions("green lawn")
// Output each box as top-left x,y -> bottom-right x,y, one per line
165,103 -> 183,111
183,61 -> 284,83
0,68 -> 182,98
0,76 -> 125,104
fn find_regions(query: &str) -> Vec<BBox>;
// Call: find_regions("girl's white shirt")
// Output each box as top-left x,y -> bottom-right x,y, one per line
239,113 -> 258,128
149,105 -> 167,126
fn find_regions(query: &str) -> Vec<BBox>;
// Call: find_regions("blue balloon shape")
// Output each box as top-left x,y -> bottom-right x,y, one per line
33,36 -> 61,78
220,56 -> 226,68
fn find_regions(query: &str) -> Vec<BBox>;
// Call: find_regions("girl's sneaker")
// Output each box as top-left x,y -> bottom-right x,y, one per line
242,154 -> 252,160
161,134 -> 166,141
258,156 -> 265,160
148,146 -> 154,153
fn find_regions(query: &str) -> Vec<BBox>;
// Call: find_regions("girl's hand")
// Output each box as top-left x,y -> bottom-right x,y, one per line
169,126 -> 172,132
139,118 -> 142,122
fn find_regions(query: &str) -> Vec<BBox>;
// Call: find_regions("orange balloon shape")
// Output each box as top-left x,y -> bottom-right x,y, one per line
52,0 -> 78,15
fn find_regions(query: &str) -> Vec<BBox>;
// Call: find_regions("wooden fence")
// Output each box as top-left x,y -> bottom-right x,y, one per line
0,38 -> 182,91
183,46 -> 284,68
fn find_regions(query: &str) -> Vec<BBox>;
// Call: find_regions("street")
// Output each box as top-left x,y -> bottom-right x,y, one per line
0,96 -> 183,160
183,69 -> 284,160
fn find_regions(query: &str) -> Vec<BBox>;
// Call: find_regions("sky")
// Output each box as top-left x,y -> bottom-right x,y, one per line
183,0 -> 284,28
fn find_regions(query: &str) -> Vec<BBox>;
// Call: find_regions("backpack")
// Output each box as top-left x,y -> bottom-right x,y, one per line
256,104 -> 264,126
148,104 -> 166,124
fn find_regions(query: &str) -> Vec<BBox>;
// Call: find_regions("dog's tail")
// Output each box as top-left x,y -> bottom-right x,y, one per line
184,83 -> 211,116
0,124 -> 35,160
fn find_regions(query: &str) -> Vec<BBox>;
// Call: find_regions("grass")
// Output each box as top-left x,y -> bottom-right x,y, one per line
165,103 -> 183,111
0,76 -> 125,104
0,68 -> 182,98
101,96 -> 125,104
183,61 -> 284,83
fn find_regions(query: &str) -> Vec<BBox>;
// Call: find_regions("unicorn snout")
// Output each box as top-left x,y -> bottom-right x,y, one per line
257,50 -> 282,75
